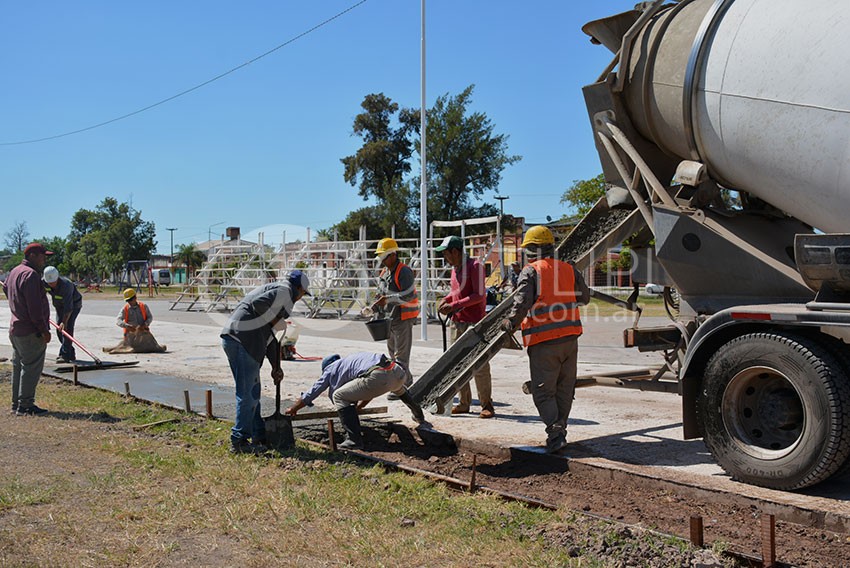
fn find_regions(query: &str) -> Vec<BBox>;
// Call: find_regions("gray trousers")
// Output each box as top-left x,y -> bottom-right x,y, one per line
387,317 -> 414,374
332,365 -> 407,410
452,321 -> 492,408
527,337 -> 579,442
10,333 -> 47,409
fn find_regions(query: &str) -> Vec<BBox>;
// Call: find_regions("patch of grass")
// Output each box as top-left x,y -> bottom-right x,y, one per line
0,477 -> 56,510
0,373 -> 712,567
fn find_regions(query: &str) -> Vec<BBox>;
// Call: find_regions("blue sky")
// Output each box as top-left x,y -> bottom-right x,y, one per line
1,0 -> 637,254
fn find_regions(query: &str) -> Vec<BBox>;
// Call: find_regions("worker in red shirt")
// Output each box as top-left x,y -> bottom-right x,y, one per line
436,235 -> 495,419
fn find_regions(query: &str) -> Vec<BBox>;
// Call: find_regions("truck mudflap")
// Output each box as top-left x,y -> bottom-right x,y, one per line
409,293 -> 518,414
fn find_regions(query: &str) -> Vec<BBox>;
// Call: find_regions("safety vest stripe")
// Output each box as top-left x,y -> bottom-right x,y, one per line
521,320 -> 582,336
529,302 -> 578,317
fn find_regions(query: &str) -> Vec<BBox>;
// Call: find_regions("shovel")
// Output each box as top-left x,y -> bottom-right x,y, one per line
264,381 -> 295,451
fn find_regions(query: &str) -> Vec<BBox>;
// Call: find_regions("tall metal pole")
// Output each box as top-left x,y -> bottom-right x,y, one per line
494,195 -> 509,279
166,228 -> 177,268
419,0 -> 428,341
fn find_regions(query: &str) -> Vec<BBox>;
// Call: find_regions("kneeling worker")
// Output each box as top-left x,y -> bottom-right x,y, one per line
286,352 -> 425,449
105,288 -> 166,353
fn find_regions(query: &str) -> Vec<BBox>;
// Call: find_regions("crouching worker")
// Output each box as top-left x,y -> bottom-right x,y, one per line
286,352 -> 425,449
103,288 -> 167,353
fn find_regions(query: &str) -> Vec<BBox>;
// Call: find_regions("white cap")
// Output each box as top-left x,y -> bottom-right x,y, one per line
43,266 -> 59,284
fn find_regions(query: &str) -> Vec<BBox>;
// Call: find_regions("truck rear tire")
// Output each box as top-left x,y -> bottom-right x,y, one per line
698,332 -> 850,490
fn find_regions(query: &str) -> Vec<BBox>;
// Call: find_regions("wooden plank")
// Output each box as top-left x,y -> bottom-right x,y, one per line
289,406 -> 388,422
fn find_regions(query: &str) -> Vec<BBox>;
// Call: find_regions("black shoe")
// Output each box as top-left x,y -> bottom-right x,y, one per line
10,403 -> 18,415
546,435 -> 568,454
229,439 -> 265,455
16,405 -> 48,416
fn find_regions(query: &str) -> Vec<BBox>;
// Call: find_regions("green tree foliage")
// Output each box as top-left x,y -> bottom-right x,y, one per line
417,85 -> 520,223
339,93 -> 418,237
318,206 -> 388,242
2,236 -> 69,273
67,198 -> 157,280
37,236 -> 69,274
332,86 -> 520,240
561,173 -> 607,217
174,244 -> 207,279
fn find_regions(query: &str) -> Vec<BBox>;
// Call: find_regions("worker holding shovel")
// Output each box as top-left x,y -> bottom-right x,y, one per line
221,271 -> 310,454
286,352 -> 426,450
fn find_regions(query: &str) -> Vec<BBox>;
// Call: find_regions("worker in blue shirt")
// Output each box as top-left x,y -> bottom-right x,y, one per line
286,352 -> 425,449
42,266 -> 83,363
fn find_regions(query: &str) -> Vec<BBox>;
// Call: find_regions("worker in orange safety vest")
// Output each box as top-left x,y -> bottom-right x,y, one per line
117,288 -> 152,334
372,237 -> 419,383
501,225 -> 590,454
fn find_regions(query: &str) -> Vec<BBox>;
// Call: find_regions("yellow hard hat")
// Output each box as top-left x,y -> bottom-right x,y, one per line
375,237 -> 399,258
123,288 -> 137,301
520,225 -> 555,248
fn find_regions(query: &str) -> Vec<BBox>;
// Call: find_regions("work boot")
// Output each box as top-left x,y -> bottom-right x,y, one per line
337,405 -> 364,449
398,390 -> 426,424
229,438 -> 265,455
451,404 -> 470,415
545,431 -> 568,454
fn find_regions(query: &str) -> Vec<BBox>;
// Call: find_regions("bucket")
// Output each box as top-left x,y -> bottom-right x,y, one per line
365,318 -> 391,341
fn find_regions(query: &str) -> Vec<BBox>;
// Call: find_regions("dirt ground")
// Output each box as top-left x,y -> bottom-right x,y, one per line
303,420 -> 850,568
2,370 -> 849,567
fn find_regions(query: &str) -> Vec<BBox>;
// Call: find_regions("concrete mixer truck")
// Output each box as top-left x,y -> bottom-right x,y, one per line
562,0 -> 850,490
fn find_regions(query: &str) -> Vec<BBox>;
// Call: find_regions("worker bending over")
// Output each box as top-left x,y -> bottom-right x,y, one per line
286,352 -> 425,449
43,266 -> 83,363
221,271 -> 310,454
502,226 -> 589,454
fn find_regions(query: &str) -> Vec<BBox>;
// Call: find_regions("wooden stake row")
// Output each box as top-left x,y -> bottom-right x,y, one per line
689,513 -> 776,567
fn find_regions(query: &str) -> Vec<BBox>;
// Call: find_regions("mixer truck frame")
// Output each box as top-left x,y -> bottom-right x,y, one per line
562,0 -> 850,490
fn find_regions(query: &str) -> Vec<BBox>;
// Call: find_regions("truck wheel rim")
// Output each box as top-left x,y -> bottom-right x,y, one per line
721,366 -> 804,460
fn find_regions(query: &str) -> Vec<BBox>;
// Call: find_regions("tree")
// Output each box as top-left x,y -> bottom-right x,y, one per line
175,244 -> 207,280
341,93 -> 418,203
332,86 -> 520,240
4,221 -> 30,253
36,236 -> 69,274
339,93 -> 418,237
66,198 -> 157,281
318,206 -> 388,242
417,85 -> 521,223
561,174 -> 607,217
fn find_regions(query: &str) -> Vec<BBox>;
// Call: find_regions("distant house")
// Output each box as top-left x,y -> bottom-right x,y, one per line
194,226 -> 259,257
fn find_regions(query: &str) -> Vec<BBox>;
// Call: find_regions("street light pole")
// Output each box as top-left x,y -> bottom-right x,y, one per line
495,195 -> 509,278
166,228 -> 177,267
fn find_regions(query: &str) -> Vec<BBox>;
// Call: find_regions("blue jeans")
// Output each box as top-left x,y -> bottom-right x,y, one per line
222,336 -> 266,444
57,307 -> 81,361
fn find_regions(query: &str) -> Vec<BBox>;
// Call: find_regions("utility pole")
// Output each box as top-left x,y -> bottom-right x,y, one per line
495,195 -> 509,279
166,228 -> 177,268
